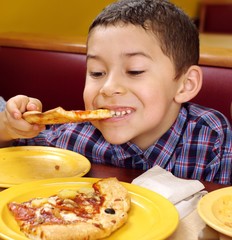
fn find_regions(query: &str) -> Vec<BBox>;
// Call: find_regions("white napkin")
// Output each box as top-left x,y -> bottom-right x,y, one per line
132,165 -> 207,219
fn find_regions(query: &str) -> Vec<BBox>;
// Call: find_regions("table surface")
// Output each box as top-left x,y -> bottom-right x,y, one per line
85,163 -> 228,192
0,163 -> 230,240
87,164 -> 231,240
0,163 -> 227,193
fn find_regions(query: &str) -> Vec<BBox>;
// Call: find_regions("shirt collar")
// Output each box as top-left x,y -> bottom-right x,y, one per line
111,106 -> 188,165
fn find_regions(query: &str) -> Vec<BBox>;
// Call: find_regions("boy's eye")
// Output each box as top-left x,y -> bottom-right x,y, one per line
127,70 -> 145,75
89,72 -> 105,78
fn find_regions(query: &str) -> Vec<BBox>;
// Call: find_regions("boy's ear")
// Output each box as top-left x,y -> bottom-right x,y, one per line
174,65 -> 202,104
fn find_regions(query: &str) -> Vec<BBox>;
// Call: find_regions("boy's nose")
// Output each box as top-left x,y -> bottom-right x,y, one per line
99,76 -> 126,97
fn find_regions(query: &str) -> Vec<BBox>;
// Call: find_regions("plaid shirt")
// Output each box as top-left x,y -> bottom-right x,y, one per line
14,103 -> 232,185
0,97 -> 5,112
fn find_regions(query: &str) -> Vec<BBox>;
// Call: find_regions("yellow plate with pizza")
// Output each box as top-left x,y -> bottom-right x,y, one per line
0,177 -> 179,240
198,186 -> 232,237
0,146 -> 91,187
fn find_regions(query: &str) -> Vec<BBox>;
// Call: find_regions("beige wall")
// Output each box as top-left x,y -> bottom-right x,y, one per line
0,0 -> 200,37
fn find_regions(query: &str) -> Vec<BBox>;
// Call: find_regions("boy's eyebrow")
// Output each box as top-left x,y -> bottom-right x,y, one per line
87,52 -> 153,60
86,54 -> 99,61
123,52 -> 153,60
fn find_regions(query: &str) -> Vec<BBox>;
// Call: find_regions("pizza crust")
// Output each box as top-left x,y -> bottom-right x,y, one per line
22,107 -> 113,125
26,213 -> 127,240
26,222 -> 112,240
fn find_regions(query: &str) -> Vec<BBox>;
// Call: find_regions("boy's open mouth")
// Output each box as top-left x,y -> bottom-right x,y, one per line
110,109 -> 132,117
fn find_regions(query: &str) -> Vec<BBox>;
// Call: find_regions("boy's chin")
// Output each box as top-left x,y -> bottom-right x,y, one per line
103,134 -> 130,145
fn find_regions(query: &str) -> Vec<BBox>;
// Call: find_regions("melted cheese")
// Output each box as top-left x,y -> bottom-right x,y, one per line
60,212 -> 80,221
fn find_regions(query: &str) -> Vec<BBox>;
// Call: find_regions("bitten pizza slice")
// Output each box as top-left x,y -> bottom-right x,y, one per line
8,178 -> 131,240
22,107 -> 113,124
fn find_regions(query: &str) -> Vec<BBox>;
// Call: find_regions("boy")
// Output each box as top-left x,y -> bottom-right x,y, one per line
0,0 -> 231,184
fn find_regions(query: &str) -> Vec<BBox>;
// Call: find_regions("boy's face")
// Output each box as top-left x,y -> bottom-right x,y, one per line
84,24 -> 183,150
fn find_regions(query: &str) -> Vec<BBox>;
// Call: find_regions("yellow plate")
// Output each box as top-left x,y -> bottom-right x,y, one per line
0,146 -> 91,187
0,177 -> 179,240
198,186 -> 232,236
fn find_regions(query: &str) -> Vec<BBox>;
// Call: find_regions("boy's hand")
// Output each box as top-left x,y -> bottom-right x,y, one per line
0,95 -> 45,145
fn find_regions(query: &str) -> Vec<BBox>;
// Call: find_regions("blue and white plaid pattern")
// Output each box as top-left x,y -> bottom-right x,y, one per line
0,97 -> 6,112
14,102 -> 232,185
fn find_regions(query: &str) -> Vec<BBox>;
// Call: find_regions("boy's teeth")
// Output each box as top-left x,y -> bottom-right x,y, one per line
111,109 -> 132,117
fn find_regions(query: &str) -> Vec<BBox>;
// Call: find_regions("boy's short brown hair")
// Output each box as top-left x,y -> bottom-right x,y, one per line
88,0 -> 199,79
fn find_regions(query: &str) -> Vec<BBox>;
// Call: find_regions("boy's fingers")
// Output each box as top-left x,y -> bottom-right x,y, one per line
13,112 -> 22,120
27,98 -> 43,112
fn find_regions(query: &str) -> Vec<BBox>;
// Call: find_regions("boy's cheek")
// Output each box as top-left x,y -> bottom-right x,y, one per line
83,93 -> 94,109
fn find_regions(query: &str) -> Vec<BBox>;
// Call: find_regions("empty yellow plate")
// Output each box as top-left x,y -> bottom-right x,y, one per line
198,187 -> 232,237
0,146 -> 91,187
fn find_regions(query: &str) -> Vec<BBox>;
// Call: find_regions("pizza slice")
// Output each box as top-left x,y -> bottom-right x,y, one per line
22,107 -> 113,125
8,178 -> 131,240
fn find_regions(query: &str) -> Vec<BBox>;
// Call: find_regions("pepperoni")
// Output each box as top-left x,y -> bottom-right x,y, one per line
8,191 -> 106,225
8,202 -> 63,225
39,208 -> 63,224
54,193 -> 105,217
8,202 -> 35,221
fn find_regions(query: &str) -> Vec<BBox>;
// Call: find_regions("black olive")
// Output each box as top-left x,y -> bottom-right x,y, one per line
105,208 -> 115,214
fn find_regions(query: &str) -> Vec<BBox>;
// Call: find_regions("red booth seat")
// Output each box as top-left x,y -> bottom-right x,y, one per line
0,33 -> 231,124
